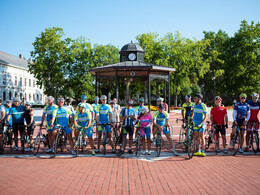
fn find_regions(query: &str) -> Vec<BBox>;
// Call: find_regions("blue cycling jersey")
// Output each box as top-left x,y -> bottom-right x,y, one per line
120,107 -> 136,126
74,111 -> 91,127
5,107 -> 12,127
153,111 -> 169,126
92,103 -> 99,120
192,103 -> 207,123
43,104 -> 58,122
8,105 -> 26,124
234,102 -> 250,119
52,106 -> 74,126
96,104 -> 112,124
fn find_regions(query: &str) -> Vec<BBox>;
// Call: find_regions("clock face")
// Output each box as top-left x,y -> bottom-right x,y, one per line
128,53 -> 136,61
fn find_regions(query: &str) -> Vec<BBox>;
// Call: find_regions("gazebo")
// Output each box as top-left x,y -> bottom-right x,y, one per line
89,42 -> 175,112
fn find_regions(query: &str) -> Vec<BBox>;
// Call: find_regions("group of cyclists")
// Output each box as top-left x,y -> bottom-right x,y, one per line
0,91 -> 259,157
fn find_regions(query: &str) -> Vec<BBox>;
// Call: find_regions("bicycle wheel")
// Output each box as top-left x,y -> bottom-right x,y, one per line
156,134 -> 162,157
204,129 -> 210,149
251,131 -> 259,153
115,133 -> 122,156
135,134 -> 141,157
187,135 -> 196,159
102,130 -> 107,155
233,132 -> 240,156
54,133 -> 60,157
76,133 -> 81,157
33,133 -> 41,156
179,127 -> 185,144
21,133 -> 26,154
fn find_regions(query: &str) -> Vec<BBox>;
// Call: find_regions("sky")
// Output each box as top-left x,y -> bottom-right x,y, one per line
0,0 -> 259,59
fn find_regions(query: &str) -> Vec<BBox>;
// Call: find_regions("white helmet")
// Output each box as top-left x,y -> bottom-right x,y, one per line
141,107 -> 149,114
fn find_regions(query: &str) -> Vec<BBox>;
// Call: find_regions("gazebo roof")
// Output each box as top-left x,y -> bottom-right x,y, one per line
89,61 -> 176,75
119,42 -> 144,53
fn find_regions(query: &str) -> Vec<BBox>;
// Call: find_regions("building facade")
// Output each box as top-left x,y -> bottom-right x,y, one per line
0,51 -> 45,104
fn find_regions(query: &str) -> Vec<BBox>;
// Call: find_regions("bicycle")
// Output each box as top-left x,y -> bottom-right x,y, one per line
155,127 -> 163,157
248,122 -> 259,153
53,125 -> 67,157
204,121 -> 211,149
115,125 -> 127,156
98,123 -> 111,155
75,126 -> 88,157
21,125 -> 30,154
111,122 -> 121,146
186,124 -> 196,159
135,126 -> 142,156
33,124 -> 49,156
232,125 -> 242,156
2,125 -> 14,151
206,124 -> 220,154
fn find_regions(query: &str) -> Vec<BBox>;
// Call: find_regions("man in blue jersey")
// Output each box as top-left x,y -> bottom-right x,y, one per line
50,97 -> 75,155
6,98 -> 26,151
230,93 -> 250,153
76,95 -> 94,122
96,95 -> 115,153
190,94 -> 207,157
120,99 -> 137,154
40,96 -> 58,153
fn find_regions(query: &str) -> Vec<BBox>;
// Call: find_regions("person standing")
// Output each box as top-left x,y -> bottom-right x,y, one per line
24,101 -> 35,151
0,98 -> 6,151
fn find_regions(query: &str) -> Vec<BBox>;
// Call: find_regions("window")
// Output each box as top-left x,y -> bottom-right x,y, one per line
24,78 -> 27,87
20,93 -> 23,100
3,73 -> 6,85
9,92 -> 12,100
15,76 -> 17,86
29,79 -> 31,87
20,77 -> 22,86
9,73 -> 12,84
37,94 -> 39,100
29,93 -> 31,101
15,92 -> 18,97
33,80 -> 35,88
3,91 -> 6,100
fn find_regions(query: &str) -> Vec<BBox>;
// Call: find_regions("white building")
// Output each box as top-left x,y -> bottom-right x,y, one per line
0,51 -> 45,104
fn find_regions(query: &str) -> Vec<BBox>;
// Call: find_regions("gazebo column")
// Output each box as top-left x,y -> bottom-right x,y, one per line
168,73 -> 170,113
143,80 -> 146,104
148,71 -> 151,111
116,70 -> 119,101
164,80 -> 167,102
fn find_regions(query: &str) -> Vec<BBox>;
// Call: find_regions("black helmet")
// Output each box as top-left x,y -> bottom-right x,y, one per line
194,93 -> 203,99
158,103 -> 165,109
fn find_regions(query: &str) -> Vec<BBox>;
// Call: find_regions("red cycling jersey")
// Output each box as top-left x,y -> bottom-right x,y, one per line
210,106 -> 227,125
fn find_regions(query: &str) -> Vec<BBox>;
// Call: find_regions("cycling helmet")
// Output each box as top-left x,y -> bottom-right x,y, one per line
139,98 -> 144,102
158,103 -> 165,109
214,96 -> 222,101
185,95 -> 191,99
194,94 -> 203,99
47,96 -> 54,102
251,93 -> 259,98
94,96 -> 99,101
13,97 -> 20,102
100,95 -> 107,100
57,97 -> 65,102
80,95 -> 87,100
126,99 -> 133,105
141,107 -> 149,114
25,101 -> 31,106
239,93 -> 247,98
78,103 -> 85,108
6,100 -> 12,104
157,97 -> 164,102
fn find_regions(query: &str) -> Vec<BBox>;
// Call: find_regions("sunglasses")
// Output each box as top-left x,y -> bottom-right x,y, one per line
252,97 -> 258,99
193,97 -> 198,99
240,97 -> 246,99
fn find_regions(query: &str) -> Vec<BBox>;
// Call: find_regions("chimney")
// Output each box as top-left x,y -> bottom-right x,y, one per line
19,54 -> 22,59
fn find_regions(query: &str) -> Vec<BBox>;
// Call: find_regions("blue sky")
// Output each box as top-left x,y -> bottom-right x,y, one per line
0,0 -> 259,59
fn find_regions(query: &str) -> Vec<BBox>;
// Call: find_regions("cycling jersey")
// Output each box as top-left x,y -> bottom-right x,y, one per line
74,111 -> 91,127
5,107 -> 12,128
139,113 -> 152,128
8,105 -> 26,124
96,104 -> 112,124
192,103 -> 207,132
156,103 -> 168,112
210,106 -> 227,125
247,100 -> 260,122
120,107 -> 136,126
91,103 -> 99,120
52,107 -> 74,127
135,105 -> 145,116
43,104 -> 58,122
182,102 -> 194,119
233,102 -> 250,120
153,111 -> 169,126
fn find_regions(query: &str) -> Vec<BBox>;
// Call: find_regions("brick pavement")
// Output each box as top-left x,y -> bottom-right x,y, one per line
1,112 -> 260,194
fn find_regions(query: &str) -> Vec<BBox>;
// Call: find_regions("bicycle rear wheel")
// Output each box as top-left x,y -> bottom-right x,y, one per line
233,132 -> 240,156
21,133 -> 26,154
187,135 -> 196,159
33,133 -> 41,156
76,133 -> 81,157
204,129 -> 210,149
156,135 -> 162,157
54,133 -> 60,157
115,134 -> 122,156
251,131 -> 259,153
179,127 -> 185,144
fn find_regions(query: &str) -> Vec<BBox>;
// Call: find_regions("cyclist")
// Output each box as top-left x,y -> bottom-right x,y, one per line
153,103 -> 179,156
181,95 -> 194,135
137,107 -> 152,155
95,95 -> 115,153
156,97 -> 168,112
74,103 -> 95,155
0,98 -> 5,151
120,99 -> 137,154
110,100 -> 120,131
113,98 -> 121,111
6,98 -> 26,151
190,94 -> 207,157
50,97 -> 75,155
210,96 -> 228,154
133,98 -> 145,143
245,93 -> 260,152
40,96 -> 58,153
76,95 -> 94,122
230,93 -> 250,153
24,101 -> 35,151
92,96 -> 99,140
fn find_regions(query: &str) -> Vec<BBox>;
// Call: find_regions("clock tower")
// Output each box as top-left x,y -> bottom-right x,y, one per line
119,41 -> 145,62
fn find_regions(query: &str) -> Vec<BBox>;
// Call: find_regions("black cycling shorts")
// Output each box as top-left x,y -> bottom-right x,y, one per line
27,124 -> 35,136
13,123 -> 25,134
0,121 -> 5,134
123,126 -> 134,136
215,124 -> 226,135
